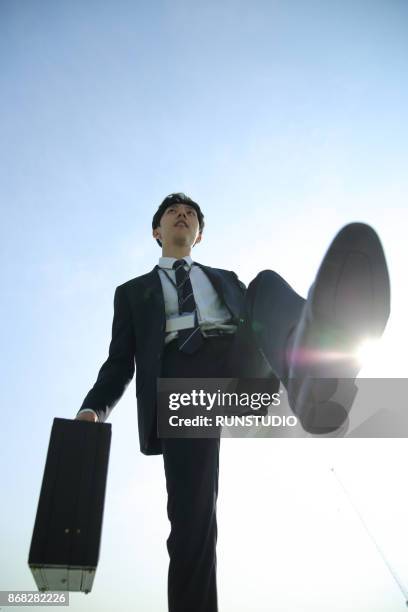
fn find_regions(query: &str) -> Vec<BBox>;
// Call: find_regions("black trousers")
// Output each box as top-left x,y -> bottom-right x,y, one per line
160,271 -> 305,612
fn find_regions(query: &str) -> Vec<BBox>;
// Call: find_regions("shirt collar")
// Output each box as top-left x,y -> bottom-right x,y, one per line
158,255 -> 194,270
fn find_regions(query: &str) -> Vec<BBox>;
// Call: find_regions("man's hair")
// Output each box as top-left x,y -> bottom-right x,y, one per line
152,192 -> 205,247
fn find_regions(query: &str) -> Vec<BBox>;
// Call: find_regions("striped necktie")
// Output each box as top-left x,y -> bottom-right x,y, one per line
172,259 -> 204,354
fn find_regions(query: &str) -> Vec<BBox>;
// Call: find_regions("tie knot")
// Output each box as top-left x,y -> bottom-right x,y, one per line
173,259 -> 187,271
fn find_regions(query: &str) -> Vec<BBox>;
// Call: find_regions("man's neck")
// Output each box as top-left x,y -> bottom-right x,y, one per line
162,245 -> 192,259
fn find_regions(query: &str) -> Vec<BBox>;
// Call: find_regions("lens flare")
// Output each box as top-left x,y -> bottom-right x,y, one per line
355,338 -> 382,367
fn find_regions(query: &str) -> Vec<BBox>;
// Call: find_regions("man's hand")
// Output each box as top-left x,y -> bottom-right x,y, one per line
75,412 -> 98,422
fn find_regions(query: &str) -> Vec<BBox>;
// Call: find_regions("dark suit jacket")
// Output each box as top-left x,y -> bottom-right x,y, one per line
79,263 -> 278,455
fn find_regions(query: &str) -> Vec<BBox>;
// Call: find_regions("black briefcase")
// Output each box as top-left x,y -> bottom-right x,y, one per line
28,417 -> 111,593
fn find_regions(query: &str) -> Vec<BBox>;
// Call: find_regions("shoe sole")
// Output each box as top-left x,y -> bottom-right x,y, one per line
311,222 -> 390,342
292,222 -> 390,434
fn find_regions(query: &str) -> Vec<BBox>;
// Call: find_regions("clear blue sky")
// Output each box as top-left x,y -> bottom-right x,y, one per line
1,1 -> 408,610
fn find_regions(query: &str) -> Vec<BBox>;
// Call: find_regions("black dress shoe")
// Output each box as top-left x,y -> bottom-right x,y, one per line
287,222 -> 390,434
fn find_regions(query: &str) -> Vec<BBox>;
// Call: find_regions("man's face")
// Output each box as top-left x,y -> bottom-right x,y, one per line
153,203 -> 202,248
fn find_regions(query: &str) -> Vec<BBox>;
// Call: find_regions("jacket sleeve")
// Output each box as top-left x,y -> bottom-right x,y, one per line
77,285 -> 136,422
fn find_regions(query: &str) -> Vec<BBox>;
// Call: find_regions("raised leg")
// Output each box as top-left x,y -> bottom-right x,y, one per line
240,223 -> 390,434
243,269 -> 305,384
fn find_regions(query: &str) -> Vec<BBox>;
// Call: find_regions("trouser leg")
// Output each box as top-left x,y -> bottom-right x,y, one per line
160,338 -> 230,612
162,437 -> 220,612
241,270 -> 306,385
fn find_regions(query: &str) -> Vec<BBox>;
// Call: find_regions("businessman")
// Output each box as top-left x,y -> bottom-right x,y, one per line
76,193 -> 390,612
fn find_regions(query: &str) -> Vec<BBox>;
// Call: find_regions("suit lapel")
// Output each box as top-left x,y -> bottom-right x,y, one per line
194,262 -> 240,322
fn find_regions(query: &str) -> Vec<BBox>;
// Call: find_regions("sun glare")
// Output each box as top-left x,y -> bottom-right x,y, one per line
355,332 -> 400,378
356,339 -> 383,366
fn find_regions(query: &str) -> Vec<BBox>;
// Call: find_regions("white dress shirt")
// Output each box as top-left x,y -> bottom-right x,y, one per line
157,255 -> 237,344
77,255 -> 237,421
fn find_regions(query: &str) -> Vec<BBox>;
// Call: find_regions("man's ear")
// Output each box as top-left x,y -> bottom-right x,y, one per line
153,228 -> 161,241
193,232 -> 203,247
